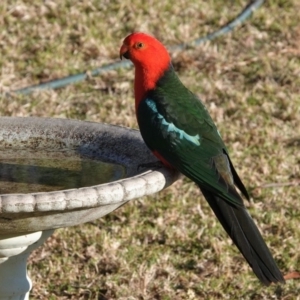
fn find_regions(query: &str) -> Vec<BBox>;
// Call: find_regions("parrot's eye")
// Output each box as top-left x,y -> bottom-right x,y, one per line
135,42 -> 144,49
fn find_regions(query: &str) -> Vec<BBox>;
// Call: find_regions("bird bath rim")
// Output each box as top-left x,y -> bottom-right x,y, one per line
0,116 -> 179,234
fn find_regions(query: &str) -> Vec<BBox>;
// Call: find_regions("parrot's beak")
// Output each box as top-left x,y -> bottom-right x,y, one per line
120,44 -> 130,60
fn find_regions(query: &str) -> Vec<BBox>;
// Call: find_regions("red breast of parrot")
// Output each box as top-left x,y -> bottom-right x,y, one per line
120,32 -> 284,285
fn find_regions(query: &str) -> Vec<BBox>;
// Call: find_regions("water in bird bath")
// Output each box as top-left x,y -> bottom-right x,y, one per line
0,149 -> 125,194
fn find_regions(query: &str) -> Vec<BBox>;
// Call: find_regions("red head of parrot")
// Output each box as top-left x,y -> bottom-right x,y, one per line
120,32 -> 171,110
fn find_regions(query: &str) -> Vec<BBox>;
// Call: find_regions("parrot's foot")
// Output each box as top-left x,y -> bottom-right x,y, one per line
138,161 -> 164,171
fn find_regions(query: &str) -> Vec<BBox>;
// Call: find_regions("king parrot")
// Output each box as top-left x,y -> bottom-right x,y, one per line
119,32 -> 284,285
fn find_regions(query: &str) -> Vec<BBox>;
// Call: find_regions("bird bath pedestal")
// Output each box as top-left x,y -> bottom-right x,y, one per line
0,117 -> 178,299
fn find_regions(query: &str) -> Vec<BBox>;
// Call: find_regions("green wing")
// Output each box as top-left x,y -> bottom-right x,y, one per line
137,67 -> 249,207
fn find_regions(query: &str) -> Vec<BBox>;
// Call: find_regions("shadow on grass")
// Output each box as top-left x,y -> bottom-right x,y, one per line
285,137 -> 300,147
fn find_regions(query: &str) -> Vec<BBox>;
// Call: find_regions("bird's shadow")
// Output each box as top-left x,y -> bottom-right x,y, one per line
285,137 -> 300,147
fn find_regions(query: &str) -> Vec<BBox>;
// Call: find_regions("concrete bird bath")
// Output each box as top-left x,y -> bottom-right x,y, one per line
0,117 -> 178,299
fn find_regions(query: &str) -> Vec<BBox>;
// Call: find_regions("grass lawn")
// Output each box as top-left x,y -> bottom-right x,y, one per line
0,0 -> 299,299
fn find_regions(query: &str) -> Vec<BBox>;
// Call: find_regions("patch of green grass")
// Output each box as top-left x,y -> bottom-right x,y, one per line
1,0 -> 300,299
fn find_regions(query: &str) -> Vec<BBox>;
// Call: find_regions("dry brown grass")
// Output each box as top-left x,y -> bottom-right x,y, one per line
0,0 -> 300,299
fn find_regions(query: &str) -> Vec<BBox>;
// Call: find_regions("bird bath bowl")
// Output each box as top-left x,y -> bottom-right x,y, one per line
0,117 -> 178,299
